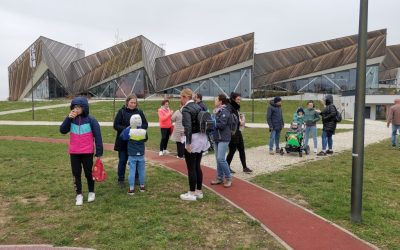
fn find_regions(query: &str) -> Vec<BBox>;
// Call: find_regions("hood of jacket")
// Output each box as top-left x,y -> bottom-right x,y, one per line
70,96 -> 89,117
325,95 -> 333,105
269,100 -> 280,108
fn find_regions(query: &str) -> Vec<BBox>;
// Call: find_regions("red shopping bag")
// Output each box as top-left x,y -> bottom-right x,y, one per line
92,158 -> 107,182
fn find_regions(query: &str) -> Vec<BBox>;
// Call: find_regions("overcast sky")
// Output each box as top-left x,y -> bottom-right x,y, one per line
1,0 -> 399,101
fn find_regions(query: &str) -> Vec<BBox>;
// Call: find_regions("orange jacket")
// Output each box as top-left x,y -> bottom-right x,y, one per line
158,107 -> 173,128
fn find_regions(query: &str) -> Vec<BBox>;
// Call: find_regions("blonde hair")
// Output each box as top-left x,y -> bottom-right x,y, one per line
180,88 -> 193,99
125,94 -> 138,105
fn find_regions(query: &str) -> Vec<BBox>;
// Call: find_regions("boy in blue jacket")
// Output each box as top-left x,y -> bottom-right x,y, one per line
120,114 -> 148,195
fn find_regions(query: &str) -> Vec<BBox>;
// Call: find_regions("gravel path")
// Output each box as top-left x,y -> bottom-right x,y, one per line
201,120 -> 389,180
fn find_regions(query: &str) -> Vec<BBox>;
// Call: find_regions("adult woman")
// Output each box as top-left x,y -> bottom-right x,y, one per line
113,95 -> 148,187
180,88 -> 210,201
303,101 -> 320,154
211,94 -> 232,188
317,95 -> 337,156
158,100 -> 173,156
171,105 -> 185,159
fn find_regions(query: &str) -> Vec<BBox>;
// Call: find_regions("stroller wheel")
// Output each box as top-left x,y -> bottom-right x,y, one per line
299,151 -> 303,157
280,148 -> 284,155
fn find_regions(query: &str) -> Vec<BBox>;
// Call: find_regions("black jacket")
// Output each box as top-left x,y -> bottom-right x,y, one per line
182,101 -> 201,144
320,95 -> 337,133
113,106 -> 148,151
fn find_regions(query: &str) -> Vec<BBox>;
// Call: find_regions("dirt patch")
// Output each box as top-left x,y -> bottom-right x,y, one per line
0,197 -> 13,240
288,194 -> 310,207
17,195 -> 48,206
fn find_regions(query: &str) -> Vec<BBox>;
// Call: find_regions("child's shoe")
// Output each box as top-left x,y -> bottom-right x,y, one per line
127,188 -> 135,196
88,192 -> 95,202
139,186 -> 146,192
76,194 -> 83,206
180,192 -> 197,201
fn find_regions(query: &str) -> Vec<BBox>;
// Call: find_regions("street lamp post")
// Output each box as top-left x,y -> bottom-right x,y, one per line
29,45 -> 37,120
351,0 -> 368,223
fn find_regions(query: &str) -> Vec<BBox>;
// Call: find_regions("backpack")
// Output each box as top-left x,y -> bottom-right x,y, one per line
229,112 -> 239,135
334,106 -> 342,123
197,110 -> 215,133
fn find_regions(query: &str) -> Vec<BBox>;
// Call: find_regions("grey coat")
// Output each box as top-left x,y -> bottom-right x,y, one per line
171,109 -> 184,142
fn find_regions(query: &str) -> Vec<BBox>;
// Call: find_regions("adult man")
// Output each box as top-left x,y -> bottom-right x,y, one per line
387,98 -> 400,147
226,92 -> 253,173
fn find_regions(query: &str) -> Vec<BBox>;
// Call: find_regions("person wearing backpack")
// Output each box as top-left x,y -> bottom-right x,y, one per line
266,97 -> 284,155
60,97 -> 103,206
211,94 -> 233,188
226,92 -> 253,174
317,95 -> 337,156
180,88 -> 210,201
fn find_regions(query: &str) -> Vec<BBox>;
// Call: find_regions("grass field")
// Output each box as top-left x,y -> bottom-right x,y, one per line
252,140 -> 400,250
0,99 -> 353,124
0,100 -> 70,111
0,141 -> 284,249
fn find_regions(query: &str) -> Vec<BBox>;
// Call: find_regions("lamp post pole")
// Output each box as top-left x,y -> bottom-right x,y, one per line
29,45 -> 37,120
351,0 -> 368,223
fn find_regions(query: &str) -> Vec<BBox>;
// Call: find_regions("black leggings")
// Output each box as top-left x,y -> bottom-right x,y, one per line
176,142 -> 185,158
226,131 -> 248,169
160,128 -> 171,151
184,150 -> 203,192
70,154 -> 94,194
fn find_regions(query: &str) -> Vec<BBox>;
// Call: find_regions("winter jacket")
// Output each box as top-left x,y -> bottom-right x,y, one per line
387,104 -> 400,125
113,106 -> 148,151
60,97 -> 103,157
266,100 -> 284,130
320,95 -> 337,133
158,107 -> 173,128
171,109 -> 184,142
303,108 -> 320,127
197,101 -> 208,112
182,101 -> 201,145
292,112 -> 304,126
214,105 -> 231,143
120,127 -> 148,156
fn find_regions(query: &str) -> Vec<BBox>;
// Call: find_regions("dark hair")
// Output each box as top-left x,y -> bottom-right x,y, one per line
307,100 -> 315,107
196,93 -> 203,101
125,94 -> 137,106
217,94 -> 229,105
161,99 -> 169,106
230,92 -> 241,101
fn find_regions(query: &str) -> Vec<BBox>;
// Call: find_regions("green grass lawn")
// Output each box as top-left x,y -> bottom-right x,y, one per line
0,100 -> 353,124
0,141 -> 284,249
0,100 -> 70,111
252,140 -> 400,250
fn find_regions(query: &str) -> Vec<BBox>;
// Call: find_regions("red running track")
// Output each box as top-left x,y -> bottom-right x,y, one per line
1,136 -> 377,250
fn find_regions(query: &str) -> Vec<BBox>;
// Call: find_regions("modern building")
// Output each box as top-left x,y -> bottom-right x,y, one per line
8,35 -> 164,100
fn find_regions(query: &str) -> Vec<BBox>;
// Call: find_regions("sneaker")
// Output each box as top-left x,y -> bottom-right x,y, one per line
211,178 -> 223,185
275,149 -> 280,154
127,189 -> 135,196
392,144 -> 396,147
326,150 -> 333,155
224,179 -> 232,188
159,151 -> 164,156
230,168 -> 236,174
317,151 -> 327,156
243,167 -> 253,173
139,186 -> 146,192
75,194 -> 83,206
194,191 -> 204,199
163,150 -> 170,155
180,192 -> 197,201
118,181 -> 125,188
313,148 -> 318,154
269,150 -> 274,155
87,192 -> 95,203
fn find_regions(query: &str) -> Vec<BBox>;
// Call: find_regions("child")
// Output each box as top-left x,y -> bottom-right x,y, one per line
60,97 -> 103,206
293,107 -> 305,127
121,114 -> 148,195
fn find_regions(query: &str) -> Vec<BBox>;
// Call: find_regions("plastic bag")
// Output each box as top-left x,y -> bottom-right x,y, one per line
92,158 -> 107,182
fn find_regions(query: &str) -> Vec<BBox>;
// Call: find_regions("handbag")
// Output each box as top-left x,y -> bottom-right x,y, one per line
92,158 -> 107,182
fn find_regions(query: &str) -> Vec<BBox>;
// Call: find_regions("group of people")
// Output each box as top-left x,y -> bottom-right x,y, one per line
267,94 -> 339,156
60,92 -> 340,205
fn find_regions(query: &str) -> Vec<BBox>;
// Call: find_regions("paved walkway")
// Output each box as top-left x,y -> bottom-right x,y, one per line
202,119 -> 389,180
0,136 -> 378,250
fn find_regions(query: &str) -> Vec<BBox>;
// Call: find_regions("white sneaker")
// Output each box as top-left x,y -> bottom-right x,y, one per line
180,192 -> 197,201
159,151 -> 164,156
195,192 -> 204,199
88,192 -> 95,202
163,150 -> 170,155
75,194 -> 83,206
314,148 -> 318,153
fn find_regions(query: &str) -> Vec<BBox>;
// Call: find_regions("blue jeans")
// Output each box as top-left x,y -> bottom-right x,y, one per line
304,126 -> 317,150
392,124 -> 400,146
128,155 -> 145,187
269,129 -> 281,151
214,141 -> 231,180
321,130 -> 333,151
117,150 -> 128,182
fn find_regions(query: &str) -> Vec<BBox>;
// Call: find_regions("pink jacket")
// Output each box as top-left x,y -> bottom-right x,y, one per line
158,107 -> 173,128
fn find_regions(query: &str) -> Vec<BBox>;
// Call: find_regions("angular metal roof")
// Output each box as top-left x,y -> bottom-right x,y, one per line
253,29 -> 387,88
379,44 -> 400,81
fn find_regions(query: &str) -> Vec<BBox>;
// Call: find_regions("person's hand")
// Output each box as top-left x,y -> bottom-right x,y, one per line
68,110 -> 77,119
185,144 -> 192,153
96,156 -> 102,160
240,120 -> 245,126
315,109 -> 321,113
387,123 -> 390,128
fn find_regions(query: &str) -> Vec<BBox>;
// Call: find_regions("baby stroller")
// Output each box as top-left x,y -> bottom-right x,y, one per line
280,123 -> 310,157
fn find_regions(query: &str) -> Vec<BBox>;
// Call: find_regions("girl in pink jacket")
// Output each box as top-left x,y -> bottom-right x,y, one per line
158,100 -> 173,156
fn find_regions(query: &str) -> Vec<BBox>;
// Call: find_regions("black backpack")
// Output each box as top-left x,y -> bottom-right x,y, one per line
197,110 -> 214,133
229,112 -> 239,135
334,106 -> 342,123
